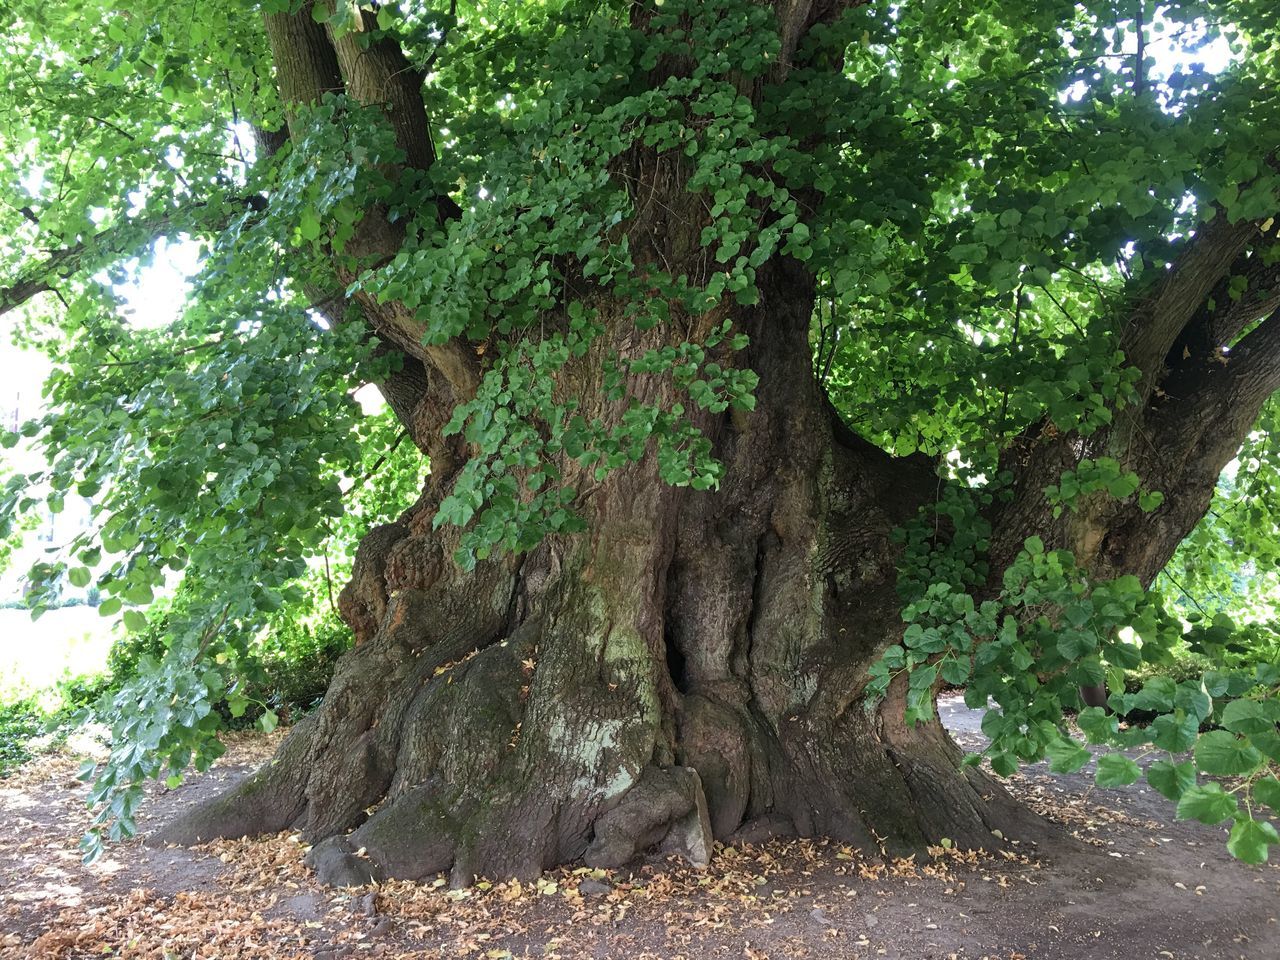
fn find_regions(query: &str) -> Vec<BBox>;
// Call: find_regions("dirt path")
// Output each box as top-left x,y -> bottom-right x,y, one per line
2,697 -> 1277,959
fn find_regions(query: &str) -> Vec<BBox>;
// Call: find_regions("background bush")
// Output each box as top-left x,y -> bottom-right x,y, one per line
0,672 -> 114,776
103,591 -> 352,729
0,698 -> 46,774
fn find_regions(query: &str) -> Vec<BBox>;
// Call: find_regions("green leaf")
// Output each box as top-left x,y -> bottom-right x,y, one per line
1249,729 -> 1280,763
1077,706 -> 1117,743
1194,730 -> 1264,777
1138,490 -> 1164,512
1226,816 -> 1278,865
1056,630 -> 1096,660
1176,783 -> 1238,824
1105,473 -> 1139,499
1146,760 -> 1195,802
299,212 -> 322,242
940,657 -> 971,686
1046,737 -> 1091,774
1253,776 -> 1280,813
1219,699 -> 1274,736
1095,753 -> 1141,788
259,709 -> 279,734
1131,677 -> 1176,712
1201,671 -> 1231,697
881,644 -> 906,669
1150,712 -> 1198,754
990,752 -> 1018,777
1173,683 -> 1212,722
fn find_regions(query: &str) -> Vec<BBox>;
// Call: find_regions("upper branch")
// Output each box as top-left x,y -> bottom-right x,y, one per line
262,7 -> 345,136
1139,305 -> 1280,505
1,259 -> 63,318
1155,225 -> 1280,390
1,196 -> 267,320
772,0 -> 870,75
1119,214 -> 1259,396
262,5 -> 473,401
1210,305 -> 1280,411
1206,226 -> 1280,348
322,5 -> 437,171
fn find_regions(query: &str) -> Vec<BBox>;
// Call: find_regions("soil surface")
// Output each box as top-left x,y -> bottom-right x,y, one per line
2,696 -> 1277,959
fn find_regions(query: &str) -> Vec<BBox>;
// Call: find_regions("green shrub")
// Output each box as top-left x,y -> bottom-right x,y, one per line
0,676 -> 111,776
230,616 -> 352,726
264,621 -> 351,715
0,591 -> 350,777
56,672 -> 116,712
1124,650 -> 1218,693
0,698 -> 44,775
103,597 -> 351,728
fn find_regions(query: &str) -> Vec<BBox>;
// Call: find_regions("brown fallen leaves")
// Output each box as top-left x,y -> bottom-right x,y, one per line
1009,773 -> 1162,846
6,735 -> 1049,960
10,825 -> 1018,960
27,889 -> 310,960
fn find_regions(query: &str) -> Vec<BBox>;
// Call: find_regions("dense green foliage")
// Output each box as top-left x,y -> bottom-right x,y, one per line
104,588 -> 353,724
1,0 -> 1278,865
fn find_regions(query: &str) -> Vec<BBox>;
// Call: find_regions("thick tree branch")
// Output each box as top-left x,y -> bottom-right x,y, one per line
988,219 -> 1278,581
1163,226 -> 1280,366
370,339 -> 434,453
1212,306 -> 1280,410
1215,282 -> 1280,351
1120,214 -> 1258,395
1,265 -> 58,318
1,196 -> 268,320
260,6 -> 474,403
1209,244 -> 1280,349
262,7 -> 345,136
1110,306 -> 1280,586
773,1 -> 870,74
324,6 -> 436,171
1126,303 -> 1280,521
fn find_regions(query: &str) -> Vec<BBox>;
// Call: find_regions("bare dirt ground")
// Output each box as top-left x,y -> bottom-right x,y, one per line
2,696 -> 1277,960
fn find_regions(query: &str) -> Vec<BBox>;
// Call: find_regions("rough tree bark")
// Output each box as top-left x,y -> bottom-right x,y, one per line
152,3 -> 1280,885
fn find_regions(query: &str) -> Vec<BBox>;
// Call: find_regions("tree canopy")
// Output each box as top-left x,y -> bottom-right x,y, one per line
2,0 -> 1280,870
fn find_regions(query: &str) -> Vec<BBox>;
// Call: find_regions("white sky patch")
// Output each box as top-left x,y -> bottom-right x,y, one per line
1061,14 -> 1236,103
113,235 -> 202,329
354,383 -> 385,414
19,165 -> 45,198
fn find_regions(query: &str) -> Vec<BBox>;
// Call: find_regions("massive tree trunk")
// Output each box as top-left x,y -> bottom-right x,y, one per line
160,249 -> 1045,884
153,3 -> 1280,885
